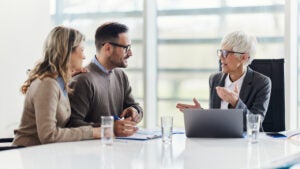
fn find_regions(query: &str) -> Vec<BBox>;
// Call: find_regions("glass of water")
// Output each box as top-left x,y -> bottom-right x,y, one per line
246,114 -> 261,144
161,116 -> 173,144
101,116 -> 114,146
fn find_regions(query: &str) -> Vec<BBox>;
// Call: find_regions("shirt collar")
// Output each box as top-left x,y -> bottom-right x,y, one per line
56,76 -> 67,97
225,68 -> 247,88
91,56 -> 112,74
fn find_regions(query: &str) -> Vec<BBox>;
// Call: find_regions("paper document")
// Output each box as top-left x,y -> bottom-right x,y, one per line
265,129 -> 300,139
115,128 -> 184,141
262,152 -> 300,168
281,129 -> 300,138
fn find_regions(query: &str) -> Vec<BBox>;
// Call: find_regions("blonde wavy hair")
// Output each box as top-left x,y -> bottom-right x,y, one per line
21,26 -> 85,94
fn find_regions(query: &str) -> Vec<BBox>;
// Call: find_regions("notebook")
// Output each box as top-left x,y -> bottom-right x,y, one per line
116,129 -> 161,140
183,108 -> 243,138
115,128 -> 184,141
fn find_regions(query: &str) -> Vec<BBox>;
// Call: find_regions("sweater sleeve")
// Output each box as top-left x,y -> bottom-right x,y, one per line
33,79 -> 93,144
67,76 -> 100,127
121,71 -> 144,119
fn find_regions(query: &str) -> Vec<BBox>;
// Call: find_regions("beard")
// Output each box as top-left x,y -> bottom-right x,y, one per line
109,55 -> 128,68
109,50 -> 129,68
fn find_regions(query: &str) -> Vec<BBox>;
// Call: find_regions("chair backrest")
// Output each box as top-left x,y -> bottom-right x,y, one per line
218,59 -> 285,132
0,138 -> 13,142
0,137 -> 25,151
0,145 -> 25,151
248,59 -> 285,132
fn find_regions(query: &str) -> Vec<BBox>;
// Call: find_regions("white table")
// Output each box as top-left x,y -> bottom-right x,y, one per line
1,134 -> 300,169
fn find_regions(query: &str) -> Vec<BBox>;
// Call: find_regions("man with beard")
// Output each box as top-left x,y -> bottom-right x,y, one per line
67,22 -> 143,137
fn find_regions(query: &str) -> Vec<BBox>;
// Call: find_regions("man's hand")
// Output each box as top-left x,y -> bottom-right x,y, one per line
215,84 -> 239,108
176,98 -> 202,112
120,107 -> 141,123
114,118 -> 137,137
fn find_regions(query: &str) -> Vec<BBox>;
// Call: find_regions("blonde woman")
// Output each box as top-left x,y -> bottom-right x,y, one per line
13,26 -> 101,147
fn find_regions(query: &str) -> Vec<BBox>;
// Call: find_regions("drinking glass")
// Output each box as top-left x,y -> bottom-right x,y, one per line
101,116 -> 114,145
246,114 -> 261,143
161,116 -> 173,144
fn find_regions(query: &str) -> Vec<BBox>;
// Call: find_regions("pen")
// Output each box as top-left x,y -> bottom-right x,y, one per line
113,115 -> 124,121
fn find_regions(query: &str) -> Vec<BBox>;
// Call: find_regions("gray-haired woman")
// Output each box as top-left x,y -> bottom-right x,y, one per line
176,31 -> 271,130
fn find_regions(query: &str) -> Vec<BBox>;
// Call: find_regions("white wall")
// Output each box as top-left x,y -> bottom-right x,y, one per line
0,0 -> 51,137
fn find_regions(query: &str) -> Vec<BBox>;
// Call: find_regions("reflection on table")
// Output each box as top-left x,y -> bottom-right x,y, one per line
1,133 -> 300,169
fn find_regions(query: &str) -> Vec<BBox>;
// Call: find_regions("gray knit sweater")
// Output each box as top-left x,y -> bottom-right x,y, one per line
67,62 -> 143,127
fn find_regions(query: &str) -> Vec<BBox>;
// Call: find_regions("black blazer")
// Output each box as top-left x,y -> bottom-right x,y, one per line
209,67 -> 272,130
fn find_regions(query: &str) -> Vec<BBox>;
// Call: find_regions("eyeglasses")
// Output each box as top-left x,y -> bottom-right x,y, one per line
217,49 -> 246,59
104,42 -> 131,53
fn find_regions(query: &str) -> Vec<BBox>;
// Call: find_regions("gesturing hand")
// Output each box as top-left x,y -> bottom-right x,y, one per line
215,84 -> 239,108
176,98 -> 202,112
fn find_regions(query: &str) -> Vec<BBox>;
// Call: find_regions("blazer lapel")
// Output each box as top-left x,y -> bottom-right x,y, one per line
213,73 -> 227,108
239,67 -> 254,101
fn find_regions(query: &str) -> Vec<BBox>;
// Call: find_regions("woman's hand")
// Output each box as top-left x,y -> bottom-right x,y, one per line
176,98 -> 202,112
92,127 -> 101,139
71,67 -> 88,77
215,84 -> 239,108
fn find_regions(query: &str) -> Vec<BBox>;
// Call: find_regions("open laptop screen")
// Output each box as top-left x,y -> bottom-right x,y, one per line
183,109 -> 243,138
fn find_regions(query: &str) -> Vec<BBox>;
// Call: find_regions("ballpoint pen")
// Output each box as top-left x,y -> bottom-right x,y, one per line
113,115 -> 124,121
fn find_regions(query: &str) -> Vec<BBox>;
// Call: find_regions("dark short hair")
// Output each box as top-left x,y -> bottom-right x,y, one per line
95,22 -> 129,51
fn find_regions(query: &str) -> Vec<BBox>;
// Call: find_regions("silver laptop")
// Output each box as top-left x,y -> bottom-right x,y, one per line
183,109 -> 243,138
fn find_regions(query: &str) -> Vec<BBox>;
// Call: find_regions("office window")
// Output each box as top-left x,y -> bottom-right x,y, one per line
54,0 -> 286,128
157,0 -> 284,127
52,0 -> 145,125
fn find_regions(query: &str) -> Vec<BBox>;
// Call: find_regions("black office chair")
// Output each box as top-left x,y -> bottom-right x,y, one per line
248,59 -> 285,132
218,59 -> 285,132
0,138 -> 25,151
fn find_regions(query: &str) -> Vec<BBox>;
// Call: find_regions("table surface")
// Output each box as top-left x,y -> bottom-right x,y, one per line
1,133 -> 300,169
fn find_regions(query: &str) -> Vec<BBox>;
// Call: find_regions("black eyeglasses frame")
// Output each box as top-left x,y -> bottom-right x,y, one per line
217,49 -> 246,58
103,42 -> 131,53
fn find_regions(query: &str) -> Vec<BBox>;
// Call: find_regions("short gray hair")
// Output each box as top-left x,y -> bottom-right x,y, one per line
220,31 -> 257,65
